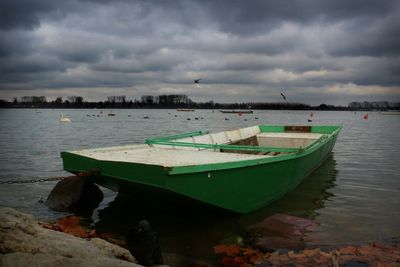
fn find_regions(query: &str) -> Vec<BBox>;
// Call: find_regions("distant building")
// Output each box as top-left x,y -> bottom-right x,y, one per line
157,94 -> 189,105
141,94 -> 191,105
389,102 -> 400,109
348,101 -> 393,110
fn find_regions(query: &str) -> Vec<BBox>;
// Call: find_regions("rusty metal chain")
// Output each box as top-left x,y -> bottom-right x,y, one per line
0,176 -> 64,185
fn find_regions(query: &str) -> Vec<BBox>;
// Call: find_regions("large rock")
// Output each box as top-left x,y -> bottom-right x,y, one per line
246,213 -> 316,252
45,176 -> 103,217
0,207 -> 140,267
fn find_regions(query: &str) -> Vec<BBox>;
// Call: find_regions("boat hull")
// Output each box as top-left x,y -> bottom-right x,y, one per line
61,125 -> 340,213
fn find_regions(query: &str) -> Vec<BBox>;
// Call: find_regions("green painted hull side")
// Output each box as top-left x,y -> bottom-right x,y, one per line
165,134 -> 338,213
61,129 -> 340,214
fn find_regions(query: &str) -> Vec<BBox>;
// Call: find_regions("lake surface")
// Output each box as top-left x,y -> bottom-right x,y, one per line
0,109 -> 399,263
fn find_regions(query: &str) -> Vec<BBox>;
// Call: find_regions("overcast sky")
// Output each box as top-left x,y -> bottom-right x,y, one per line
1,0 -> 399,105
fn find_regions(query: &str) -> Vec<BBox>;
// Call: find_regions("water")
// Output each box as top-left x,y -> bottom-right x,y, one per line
0,109 -> 399,262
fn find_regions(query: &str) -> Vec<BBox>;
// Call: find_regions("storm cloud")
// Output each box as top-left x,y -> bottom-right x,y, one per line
0,0 -> 399,104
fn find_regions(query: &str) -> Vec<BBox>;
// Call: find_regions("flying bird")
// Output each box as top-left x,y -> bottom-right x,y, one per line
280,92 -> 286,100
193,79 -> 202,84
126,220 -> 163,266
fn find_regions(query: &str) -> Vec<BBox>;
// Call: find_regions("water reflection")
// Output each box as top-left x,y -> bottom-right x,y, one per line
242,154 -> 338,224
92,154 -> 338,261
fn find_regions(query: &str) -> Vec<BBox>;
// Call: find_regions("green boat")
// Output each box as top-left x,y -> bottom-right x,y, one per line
61,125 -> 342,214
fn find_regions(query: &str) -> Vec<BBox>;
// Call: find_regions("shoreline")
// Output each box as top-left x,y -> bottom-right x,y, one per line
1,206 -> 399,267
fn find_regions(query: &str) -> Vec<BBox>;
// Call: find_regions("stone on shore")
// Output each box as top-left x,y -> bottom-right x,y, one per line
45,176 -> 103,216
0,207 -> 141,267
247,213 -> 316,251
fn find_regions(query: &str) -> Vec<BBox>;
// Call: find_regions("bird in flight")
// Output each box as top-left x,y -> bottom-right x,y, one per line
194,79 -> 202,83
280,92 -> 286,100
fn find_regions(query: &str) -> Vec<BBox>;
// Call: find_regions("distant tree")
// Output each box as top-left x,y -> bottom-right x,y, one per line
55,97 -> 63,104
75,96 -> 84,104
116,95 -> 126,103
20,96 -> 46,103
13,97 -> 18,104
66,96 -> 84,105
107,96 -> 116,103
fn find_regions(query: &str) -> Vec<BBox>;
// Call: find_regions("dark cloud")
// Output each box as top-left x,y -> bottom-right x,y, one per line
0,0 -> 399,104
198,0 -> 398,34
0,0 -> 62,30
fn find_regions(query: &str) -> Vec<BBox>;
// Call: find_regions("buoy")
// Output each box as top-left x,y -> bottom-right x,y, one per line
364,113 -> 368,120
310,112 -> 314,117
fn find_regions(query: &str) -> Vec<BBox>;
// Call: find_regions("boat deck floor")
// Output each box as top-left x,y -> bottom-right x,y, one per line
72,145 -> 273,167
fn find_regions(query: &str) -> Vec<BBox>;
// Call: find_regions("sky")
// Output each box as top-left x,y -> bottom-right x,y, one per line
1,0 -> 400,105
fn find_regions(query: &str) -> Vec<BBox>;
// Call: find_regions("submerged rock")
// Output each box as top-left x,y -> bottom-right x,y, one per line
246,213 -> 316,252
0,207 -> 138,267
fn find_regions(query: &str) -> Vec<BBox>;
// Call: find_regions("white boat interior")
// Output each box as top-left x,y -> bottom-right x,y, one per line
167,126 -> 322,150
73,145 -> 270,167
71,126 -> 324,167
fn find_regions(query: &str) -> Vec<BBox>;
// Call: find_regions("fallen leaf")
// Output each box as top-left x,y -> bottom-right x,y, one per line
339,246 -> 357,255
221,255 -> 234,266
57,215 -> 88,237
214,245 -> 241,256
241,247 -> 260,256
233,256 -> 247,265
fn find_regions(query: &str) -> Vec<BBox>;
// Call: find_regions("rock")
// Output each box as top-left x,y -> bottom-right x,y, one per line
0,207 -> 141,267
248,214 -> 315,238
162,252 -> 211,267
246,214 -> 316,252
45,176 -> 103,216
251,236 -> 305,252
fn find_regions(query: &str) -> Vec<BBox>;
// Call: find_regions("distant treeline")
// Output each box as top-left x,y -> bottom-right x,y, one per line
0,97 -> 398,111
